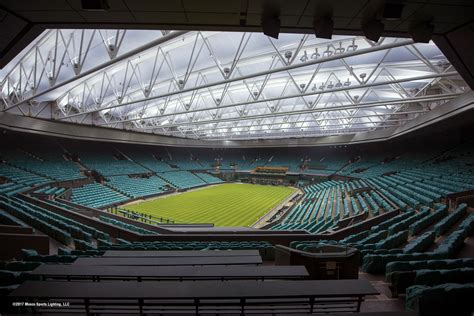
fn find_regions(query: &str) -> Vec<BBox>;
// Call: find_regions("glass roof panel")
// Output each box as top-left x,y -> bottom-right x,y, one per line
0,29 -> 469,140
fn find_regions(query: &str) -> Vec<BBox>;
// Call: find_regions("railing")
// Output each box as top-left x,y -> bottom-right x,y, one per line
107,207 -> 175,225
252,166 -> 289,174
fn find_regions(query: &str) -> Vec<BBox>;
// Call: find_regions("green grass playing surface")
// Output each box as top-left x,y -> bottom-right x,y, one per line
125,183 -> 296,227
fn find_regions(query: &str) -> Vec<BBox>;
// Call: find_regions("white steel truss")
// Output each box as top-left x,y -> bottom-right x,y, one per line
0,30 -> 469,140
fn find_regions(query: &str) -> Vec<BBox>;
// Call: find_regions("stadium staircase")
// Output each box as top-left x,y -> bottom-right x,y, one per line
18,147 -> 43,163
112,147 -> 158,174
336,157 -> 359,176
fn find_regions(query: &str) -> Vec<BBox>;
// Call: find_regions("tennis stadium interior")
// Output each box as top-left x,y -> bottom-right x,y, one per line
0,0 -> 473,315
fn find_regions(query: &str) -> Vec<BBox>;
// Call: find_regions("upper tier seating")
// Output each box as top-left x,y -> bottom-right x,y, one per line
337,155 -> 387,177
262,152 -> 302,172
79,149 -> 148,176
119,148 -> 176,172
168,149 -> 204,170
303,153 -> 350,176
172,159 -> 204,171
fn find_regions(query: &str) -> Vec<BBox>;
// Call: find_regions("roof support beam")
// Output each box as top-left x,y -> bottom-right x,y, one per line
167,112 -> 423,135
186,124 -> 402,140
58,38 -> 415,120
93,71 -> 458,126
2,31 -> 188,112
139,93 -> 461,130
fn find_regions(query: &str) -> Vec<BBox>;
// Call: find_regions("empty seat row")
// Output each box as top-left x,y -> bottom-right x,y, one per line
0,195 -> 111,245
102,240 -> 274,260
99,215 -> 156,235
361,214 -> 474,274
158,171 -> 206,189
71,183 -> 129,209
434,203 -> 467,236
106,175 -> 169,198
195,173 -> 224,184
405,283 -> 474,315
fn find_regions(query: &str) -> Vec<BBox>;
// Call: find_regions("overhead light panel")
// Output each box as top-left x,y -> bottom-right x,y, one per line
80,0 -> 110,11
262,15 -> 281,39
361,19 -> 385,42
313,16 -> 334,39
409,22 -> 434,43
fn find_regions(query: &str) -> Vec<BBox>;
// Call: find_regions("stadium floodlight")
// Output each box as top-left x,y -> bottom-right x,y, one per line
347,38 -> 358,51
300,50 -> 309,62
409,22 -> 435,43
261,14 -> 281,39
335,42 -> 345,54
313,16 -> 334,39
361,19 -> 385,42
80,0 -> 110,11
311,48 -> 320,59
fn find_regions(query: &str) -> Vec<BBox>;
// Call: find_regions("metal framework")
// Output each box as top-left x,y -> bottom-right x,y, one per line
0,30 -> 469,140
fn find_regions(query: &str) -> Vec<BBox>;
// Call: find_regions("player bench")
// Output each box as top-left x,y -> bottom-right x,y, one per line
8,279 -> 378,315
30,265 -> 309,282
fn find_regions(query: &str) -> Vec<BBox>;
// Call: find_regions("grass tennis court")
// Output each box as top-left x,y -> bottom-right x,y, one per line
125,183 -> 296,227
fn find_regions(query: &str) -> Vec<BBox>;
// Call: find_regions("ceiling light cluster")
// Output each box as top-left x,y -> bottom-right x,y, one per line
299,39 -> 357,63
261,1 -> 434,43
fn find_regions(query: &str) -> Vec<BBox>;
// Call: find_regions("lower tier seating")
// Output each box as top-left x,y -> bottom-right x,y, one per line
71,183 -> 129,209
99,215 -> 157,235
33,186 -> 66,196
405,283 -> 474,316
195,173 -> 224,184
0,210 -> 28,227
106,175 -> 169,198
0,195 -> 111,246
361,213 -> 474,274
158,171 -> 206,189
101,241 -> 274,260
